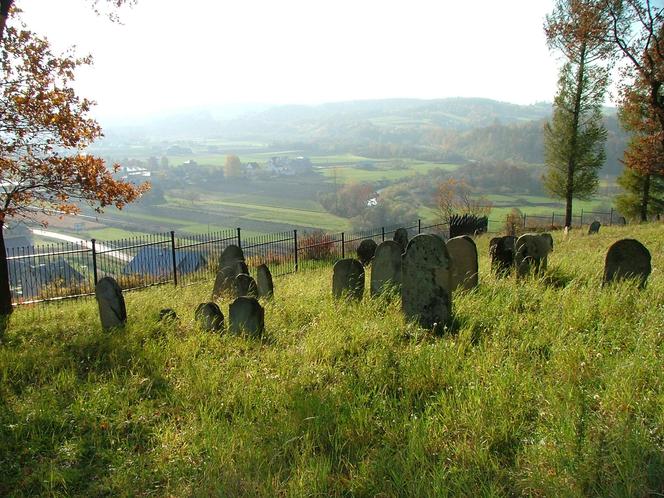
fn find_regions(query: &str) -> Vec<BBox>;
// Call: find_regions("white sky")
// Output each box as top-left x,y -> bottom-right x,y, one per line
18,0 -> 563,121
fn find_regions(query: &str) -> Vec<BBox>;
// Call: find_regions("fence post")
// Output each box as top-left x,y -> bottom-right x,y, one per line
381,226 -> 385,242
293,229 -> 299,271
236,227 -> 242,248
170,231 -> 178,286
580,209 -> 584,227
341,232 -> 345,259
91,239 -> 98,285
418,219 -> 421,234
609,208 -> 614,226
551,211 -> 555,229
523,213 -> 527,229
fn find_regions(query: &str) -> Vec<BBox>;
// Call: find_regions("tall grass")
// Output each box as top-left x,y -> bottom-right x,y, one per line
0,224 -> 662,496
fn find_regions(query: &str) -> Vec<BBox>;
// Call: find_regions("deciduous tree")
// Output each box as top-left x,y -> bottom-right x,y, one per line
435,178 -> 492,227
223,155 -> 244,178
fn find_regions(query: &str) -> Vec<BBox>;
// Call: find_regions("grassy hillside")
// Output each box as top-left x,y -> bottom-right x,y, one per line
1,224 -> 662,496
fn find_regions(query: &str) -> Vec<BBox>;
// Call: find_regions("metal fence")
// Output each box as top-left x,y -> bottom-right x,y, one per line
5,209 -> 617,307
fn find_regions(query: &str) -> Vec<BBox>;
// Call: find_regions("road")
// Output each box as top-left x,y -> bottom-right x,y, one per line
30,229 -> 132,262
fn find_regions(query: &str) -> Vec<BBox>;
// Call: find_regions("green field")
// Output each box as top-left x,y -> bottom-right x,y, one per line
1,224 -> 662,495
319,161 -> 460,183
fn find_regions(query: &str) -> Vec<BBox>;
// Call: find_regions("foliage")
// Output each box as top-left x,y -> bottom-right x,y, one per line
319,182 -> 374,218
351,198 -> 417,231
436,178 -> 492,225
615,168 -> 664,220
223,154 -> 243,178
298,230 -> 337,261
504,207 -> 524,236
0,224 -> 662,495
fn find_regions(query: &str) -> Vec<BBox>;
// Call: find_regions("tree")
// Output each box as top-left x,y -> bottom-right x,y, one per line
223,155 -> 244,178
615,167 -> 664,219
543,0 -> 611,228
435,178 -> 492,227
0,21 -> 147,319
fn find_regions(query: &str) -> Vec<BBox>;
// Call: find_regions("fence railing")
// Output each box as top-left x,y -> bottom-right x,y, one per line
5,208 -> 618,307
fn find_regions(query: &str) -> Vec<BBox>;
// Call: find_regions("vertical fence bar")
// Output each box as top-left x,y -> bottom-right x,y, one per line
381,226 -> 385,242
551,211 -> 555,229
580,209 -> 584,227
236,227 -> 242,248
91,239 -> 98,285
170,231 -> 178,286
341,232 -> 345,259
523,214 -> 527,229
293,229 -> 298,271
610,208 -> 613,226
418,219 -> 421,234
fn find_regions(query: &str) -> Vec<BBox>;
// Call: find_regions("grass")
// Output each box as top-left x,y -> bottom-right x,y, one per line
319,161 -> 460,183
2,225 -> 662,496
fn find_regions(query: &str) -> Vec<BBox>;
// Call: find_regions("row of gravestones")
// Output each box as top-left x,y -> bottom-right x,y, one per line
95,244 -> 274,337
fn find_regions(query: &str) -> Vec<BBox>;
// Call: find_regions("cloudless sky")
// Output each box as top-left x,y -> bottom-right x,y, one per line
19,0 -> 565,121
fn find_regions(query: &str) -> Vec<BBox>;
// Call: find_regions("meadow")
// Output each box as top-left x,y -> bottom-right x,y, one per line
0,224 -> 662,496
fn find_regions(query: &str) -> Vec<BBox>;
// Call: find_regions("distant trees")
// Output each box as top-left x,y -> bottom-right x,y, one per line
223,155 -> 244,178
543,0 -> 611,228
351,199 -> 418,231
319,182 -> 374,218
435,178 -> 492,227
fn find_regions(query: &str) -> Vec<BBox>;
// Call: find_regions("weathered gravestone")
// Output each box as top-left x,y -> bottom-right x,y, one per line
357,239 -> 378,266
213,260 -> 249,298
332,258 -> 365,300
256,264 -> 274,298
95,277 -> 127,330
603,239 -> 651,288
370,240 -> 402,297
618,216 -> 627,225
233,273 -> 258,298
401,234 -> 453,329
489,235 -> 516,276
588,220 -> 601,235
159,308 -> 178,322
393,228 -> 409,253
218,244 -> 245,269
229,296 -> 265,338
195,302 -> 225,332
515,233 -> 554,278
446,235 -> 478,291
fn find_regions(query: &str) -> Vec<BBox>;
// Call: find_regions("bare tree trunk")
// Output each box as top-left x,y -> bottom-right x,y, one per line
640,173 -> 651,222
0,220 -> 13,339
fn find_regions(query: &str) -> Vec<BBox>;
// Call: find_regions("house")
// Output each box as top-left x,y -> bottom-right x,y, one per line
122,246 -> 206,278
8,257 -> 85,300
265,156 -> 312,176
244,162 -> 260,177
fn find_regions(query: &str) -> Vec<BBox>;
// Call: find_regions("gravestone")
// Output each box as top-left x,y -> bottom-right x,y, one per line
370,240 -> 402,297
233,273 -> 258,298
603,239 -> 651,288
489,235 -> 516,276
357,239 -> 378,266
229,296 -> 265,338
95,277 -> 127,330
213,261 -> 249,298
515,233 -> 553,278
618,216 -> 627,225
159,308 -> 178,322
588,220 -> 601,234
401,234 -> 453,329
218,244 -> 245,269
332,258 -> 365,300
393,228 -> 409,253
195,302 -> 225,332
446,235 -> 478,291
256,264 -> 274,298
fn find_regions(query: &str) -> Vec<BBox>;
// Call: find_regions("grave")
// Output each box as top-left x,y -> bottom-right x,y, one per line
195,302 -> 225,332
95,277 -> 127,330
370,240 -> 402,297
393,228 -> 409,252
588,220 -> 601,234
489,235 -> 516,276
332,258 -> 365,300
357,239 -> 378,266
515,233 -> 553,277
229,297 -> 265,338
256,264 -> 274,298
233,273 -> 258,298
603,239 -> 651,288
446,235 -> 478,291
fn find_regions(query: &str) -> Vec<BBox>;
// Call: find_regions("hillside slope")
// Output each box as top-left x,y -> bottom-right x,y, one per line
1,224 -> 662,496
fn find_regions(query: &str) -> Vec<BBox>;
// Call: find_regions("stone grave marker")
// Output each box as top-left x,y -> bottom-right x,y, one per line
213,261 -> 249,298
370,240 -> 402,297
603,239 -> 651,288
618,216 -> 627,225
489,235 -> 516,276
218,244 -> 245,269
159,308 -> 178,322
401,234 -> 453,328
229,296 -> 265,338
357,239 -> 378,266
393,228 -> 409,253
256,264 -> 274,298
195,302 -> 225,332
446,235 -> 478,291
515,233 -> 553,278
95,276 -> 127,330
588,220 -> 601,234
332,258 -> 365,300
233,273 -> 258,298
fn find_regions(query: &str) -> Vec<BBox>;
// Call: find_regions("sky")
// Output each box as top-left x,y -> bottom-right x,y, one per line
19,0 -> 563,122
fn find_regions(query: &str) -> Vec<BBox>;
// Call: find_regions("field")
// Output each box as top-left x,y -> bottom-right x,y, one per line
1,224 -> 662,496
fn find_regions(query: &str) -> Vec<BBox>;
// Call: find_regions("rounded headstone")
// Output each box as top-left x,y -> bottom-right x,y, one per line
95,276 -> 127,330
256,264 -> 274,299
332,258 -> 365,300
446,235 -> 478,291
357,239 -> 378,266
233,273 -> 258,298
588,220 -> 601,235
229,296 -> 265,338
393,228 -> 409,253
401,234 -> 452,329
603,239 -> 651,288
159,308 -> 178,322
195,302 -> 225,332
218,244 -> 245,269
213,261 -> 249,298
370,240 -> 403,297
618,216 -> 627,225
489,235 -> 516,276
515,233 -> 553,278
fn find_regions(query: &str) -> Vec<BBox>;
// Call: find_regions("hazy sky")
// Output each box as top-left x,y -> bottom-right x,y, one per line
19,0 -> 562,121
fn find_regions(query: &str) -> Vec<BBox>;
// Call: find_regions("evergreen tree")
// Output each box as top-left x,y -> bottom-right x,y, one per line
615,168 -> 664,220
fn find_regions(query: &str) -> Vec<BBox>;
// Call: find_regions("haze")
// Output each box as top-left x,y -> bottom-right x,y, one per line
20,0 -> 560,122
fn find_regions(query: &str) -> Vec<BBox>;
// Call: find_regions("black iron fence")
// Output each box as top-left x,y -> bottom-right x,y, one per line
5,208 -> 618,307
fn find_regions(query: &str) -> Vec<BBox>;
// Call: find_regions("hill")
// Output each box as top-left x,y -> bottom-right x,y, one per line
1,224 -> 662,495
